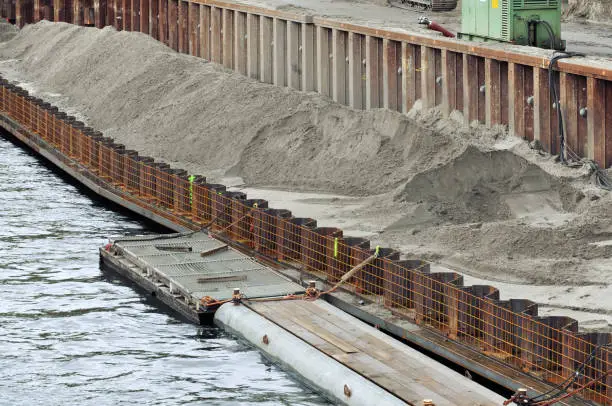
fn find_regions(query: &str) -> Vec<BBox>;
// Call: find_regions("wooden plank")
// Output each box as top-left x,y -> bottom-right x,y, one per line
587,77 -> 607,167
246,13 -> 259,80
222,8 -> 233,68
149,0 -> 158,38
463,54 -> 478,124
199,4 -> 210,60
290,316 -> 359,353
234,10 -> 246,75
560,73 -> 578,160
307,15 -> 612,81
485,58 -> 501,126
301,23 -> 314,91
441,49 -> 456,116
94,0 -> 106,27
259,16 -> 273,84
253,302 -> 357,357
434,49 -> 442,106
348,32 -> 362,110
606,81 -> 612,168
272,17 -> 286,86
178,0 -> 187,53
73,0 -> 81,25
251,302 -> 432,404
534,67 -> 552,152
210,5 -> 221,63
316,26 -> 330,97
15,0 -> 23,26
168,0 -> 178,50
401,42 -> 416,114
105,0 -> 113,27
122,0 -> 129,30
420,45 -> 436,109
158,0 -> 167,43
383,39 -> 398,111
477,57 -> 485,123
188,1 -> 199,56
365,35 -> 379,109
332,28 -> 347,105
130,0 -> 138,32
577,76 -> 588,158
256,300 -> 494,405
139,0 -> 149,33
286,21 -> 300,90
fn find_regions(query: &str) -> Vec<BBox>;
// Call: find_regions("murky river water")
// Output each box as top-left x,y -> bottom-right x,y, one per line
0,134 -> 329,406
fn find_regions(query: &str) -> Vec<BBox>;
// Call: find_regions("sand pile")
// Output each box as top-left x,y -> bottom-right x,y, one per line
0,22 -> 609,295
564,0 -> 612,23
0,20 -> 18,42
0,21 -> 461,195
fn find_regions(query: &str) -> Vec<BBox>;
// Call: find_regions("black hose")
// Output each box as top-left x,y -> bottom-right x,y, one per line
539,20 -> 557,50
548,51 -> 585,163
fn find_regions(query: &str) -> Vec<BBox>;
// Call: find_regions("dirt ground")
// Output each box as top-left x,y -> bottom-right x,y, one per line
0,22 -> 609,330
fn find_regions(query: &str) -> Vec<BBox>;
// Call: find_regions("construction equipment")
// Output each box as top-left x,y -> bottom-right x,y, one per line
458,0 -> 565,50
418,16 -> 456,37
390,0 -> 458,12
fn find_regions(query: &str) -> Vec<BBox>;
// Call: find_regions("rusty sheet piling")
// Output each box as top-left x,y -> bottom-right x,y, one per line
0,34 -> 611,406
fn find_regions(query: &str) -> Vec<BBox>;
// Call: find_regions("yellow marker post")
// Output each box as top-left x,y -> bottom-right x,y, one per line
492,0 -> 498,9
334,237 -> 338,258
188,175 -> 195,207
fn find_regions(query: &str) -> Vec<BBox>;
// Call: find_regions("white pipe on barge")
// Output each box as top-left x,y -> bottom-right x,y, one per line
214,302 -> 407,406
215,299 -> 506,406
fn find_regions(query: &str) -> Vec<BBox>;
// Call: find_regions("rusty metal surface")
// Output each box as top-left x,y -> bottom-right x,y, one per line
1,57 -> 611,405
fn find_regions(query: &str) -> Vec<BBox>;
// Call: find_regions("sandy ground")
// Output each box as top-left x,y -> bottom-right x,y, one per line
0,22 -> 609,330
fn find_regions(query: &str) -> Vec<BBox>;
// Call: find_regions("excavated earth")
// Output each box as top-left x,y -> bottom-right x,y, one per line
0,21 -> 610,329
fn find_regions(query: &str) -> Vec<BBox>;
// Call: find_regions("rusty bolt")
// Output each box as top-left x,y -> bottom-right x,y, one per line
262,334 -> 269,345
343,384 -> 351,397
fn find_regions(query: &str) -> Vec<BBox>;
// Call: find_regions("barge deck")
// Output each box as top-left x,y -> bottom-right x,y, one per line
100,232 -> 506,405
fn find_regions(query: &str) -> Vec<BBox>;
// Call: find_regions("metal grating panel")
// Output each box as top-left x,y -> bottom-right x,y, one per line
514,0 -> 558,8
115,232 -> 304,302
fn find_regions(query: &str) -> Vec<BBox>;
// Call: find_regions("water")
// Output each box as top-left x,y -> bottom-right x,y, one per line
0,134 -> 329,406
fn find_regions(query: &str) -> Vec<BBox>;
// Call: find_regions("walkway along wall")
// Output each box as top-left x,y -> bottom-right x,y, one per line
0,80 -> 610,405
3,0 -> 612,168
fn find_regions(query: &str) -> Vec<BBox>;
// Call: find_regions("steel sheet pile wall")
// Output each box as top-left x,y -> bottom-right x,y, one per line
1,81 -> 610,404
4,0 -> 612,168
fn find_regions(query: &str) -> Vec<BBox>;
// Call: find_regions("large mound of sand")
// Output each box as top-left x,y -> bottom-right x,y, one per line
0,22 -> 460,195
0,22 -> 610,300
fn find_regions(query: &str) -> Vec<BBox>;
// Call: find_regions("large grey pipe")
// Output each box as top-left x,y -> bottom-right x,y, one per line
214,302 -> 406,406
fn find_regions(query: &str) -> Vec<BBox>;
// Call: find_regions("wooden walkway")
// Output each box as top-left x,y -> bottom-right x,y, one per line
249,299 -> 505,406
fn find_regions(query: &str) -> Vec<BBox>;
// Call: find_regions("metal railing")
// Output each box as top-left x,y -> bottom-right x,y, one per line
1,79 -> 610,404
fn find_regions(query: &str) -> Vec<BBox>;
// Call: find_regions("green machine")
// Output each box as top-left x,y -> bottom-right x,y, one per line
458,0 -> 565,50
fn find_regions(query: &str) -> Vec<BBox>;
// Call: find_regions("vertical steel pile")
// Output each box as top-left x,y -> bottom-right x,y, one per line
0,79 -> 610,404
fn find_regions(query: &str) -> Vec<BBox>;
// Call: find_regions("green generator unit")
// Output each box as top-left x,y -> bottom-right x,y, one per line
458,0 -> 565,50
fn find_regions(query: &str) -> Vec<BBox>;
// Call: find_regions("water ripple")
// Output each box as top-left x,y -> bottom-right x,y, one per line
0,134 -> 329,406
